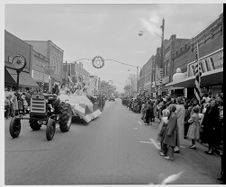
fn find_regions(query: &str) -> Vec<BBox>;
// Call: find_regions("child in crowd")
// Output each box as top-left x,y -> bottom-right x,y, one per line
159,107 -> 170,156
187,106 -> 200,149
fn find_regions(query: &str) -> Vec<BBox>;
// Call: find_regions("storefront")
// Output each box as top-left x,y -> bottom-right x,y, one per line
5,68 -> 38,89
166,48 -> 223,98
5,30 -> 38,90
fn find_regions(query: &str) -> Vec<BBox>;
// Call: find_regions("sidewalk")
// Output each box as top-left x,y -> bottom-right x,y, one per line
138,117 -> 222,183
148,118 -> 222,156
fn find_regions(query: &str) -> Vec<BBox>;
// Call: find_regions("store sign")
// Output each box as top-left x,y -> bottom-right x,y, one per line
187,49 -> 223,77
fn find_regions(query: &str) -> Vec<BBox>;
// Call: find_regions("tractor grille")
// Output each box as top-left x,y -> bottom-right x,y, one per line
30,95 -> 46,113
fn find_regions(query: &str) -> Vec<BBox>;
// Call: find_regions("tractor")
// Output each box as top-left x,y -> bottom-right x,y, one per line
9,93 -> 72,141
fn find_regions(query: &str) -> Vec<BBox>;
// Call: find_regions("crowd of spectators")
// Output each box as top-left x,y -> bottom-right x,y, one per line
5,89 -> 33,118
122,93 -> 224,180
122,92 -> 224,181
122,92 -> 223,156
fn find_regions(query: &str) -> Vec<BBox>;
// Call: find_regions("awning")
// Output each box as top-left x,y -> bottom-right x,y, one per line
6,68 -> 39,88
166,68 -> 223,88
5,68 -> 17,87
168,86 -> 184,90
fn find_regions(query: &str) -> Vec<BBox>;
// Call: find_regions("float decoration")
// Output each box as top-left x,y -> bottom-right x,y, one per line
92,56 -> 105,69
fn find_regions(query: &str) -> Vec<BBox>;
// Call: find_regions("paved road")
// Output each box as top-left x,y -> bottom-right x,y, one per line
5,99 -> 221,184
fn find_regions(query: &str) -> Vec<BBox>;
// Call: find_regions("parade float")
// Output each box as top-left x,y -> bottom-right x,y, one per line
57,82 -> 104,123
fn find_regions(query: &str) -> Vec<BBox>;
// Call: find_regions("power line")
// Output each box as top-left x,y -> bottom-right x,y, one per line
105,58 -> 139,69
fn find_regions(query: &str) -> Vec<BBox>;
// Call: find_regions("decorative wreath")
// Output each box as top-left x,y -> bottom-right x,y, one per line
92,56 -> 105,69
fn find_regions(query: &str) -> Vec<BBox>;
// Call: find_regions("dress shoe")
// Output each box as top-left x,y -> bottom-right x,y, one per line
164,156 -> 174,161
159,152 -> 166,156
205,150 -> 213,155
189,145 -> 197,149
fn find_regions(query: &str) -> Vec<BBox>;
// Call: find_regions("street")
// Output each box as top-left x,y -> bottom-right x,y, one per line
5,99 -> 221,185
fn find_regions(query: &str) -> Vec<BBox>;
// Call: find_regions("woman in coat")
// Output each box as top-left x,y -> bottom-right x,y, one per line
202,99 -> 220,154
187,106 -> 200,149
174,97 -> 185,153
162,105 -> 178,161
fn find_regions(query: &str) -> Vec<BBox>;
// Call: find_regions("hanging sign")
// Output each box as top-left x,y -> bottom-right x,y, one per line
12,55 -> 26,71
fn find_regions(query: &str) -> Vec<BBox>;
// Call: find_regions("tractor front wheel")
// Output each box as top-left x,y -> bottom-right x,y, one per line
9,117 -> 21,138
59,103 -> 72,132
46,118 -> 56,141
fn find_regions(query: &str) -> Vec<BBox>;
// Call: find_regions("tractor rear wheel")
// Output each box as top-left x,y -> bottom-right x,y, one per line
59,103 -> 72,132
9,117 -> 21,138
29,118 -> 41,131
46,118 -> 56,141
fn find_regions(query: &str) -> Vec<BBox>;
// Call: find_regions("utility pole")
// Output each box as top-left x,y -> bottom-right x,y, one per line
66,61 -> 68,83
137,66 -> 139,93
160,18 -> 165,96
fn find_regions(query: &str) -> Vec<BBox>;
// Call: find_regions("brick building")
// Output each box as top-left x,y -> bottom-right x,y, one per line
138,35 -> 189,96
5,30 -> 38,89
25,40 -> 64,86
167,13 -> 223,98
138,55 -> 154,93
31,49 -> 50,90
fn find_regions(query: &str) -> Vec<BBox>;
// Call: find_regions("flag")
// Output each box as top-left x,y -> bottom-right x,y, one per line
194,42 -> 202,105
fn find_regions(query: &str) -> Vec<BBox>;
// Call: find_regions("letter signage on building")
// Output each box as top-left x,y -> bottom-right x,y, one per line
187,48 -> 223,77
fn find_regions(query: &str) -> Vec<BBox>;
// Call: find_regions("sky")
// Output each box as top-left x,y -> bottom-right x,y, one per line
4,3 -> 223,92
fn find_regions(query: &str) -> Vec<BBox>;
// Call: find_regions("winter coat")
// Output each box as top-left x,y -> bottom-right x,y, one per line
163,112 -> 178,147
158,117 -> 168,142
187,113 -> 200,140
146,104 -> 154,119
176,104 -> 185,126
202,105 -> 220,145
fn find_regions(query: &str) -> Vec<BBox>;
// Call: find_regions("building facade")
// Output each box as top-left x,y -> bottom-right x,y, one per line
25,40 -> 64,84
31,49 -> 50,90
167,13 -> 223,98
5,30 -> 38,89
75,62 -> 90,85
138,35 -> 189,96
62,61 -> 90,86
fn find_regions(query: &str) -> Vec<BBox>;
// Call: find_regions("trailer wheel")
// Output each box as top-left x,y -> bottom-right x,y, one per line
29,118 -> 41,131
9,117 -> 21,138
59,103 -> 72,132
46,118 -> 56,141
